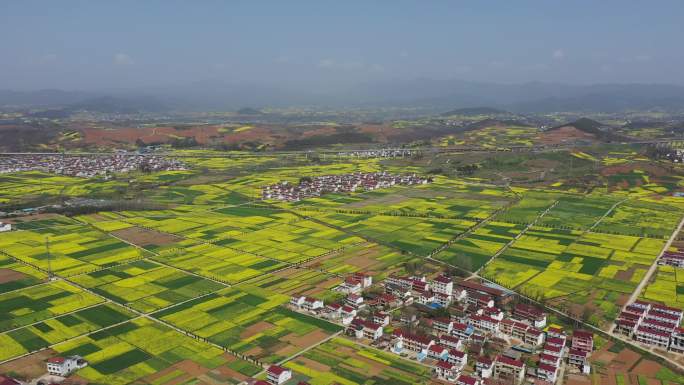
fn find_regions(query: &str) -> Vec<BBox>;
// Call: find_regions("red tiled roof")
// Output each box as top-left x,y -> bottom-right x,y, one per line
538,363 -> 558,373
47,357 -> 65,364
652,303 -> 683,313
457,280 -> 504,297
647,310 -> 681,321
441,335 -> 460,343
569,348 -> 588,357
637,326 -> 671,338
453,322 -> 469,331
457,375 -> 478,385
496,355 -> 523,368
267,365 -> 288,375
434,275 -> 453,284
642,318 -> 676,330
539,353 -> 559,362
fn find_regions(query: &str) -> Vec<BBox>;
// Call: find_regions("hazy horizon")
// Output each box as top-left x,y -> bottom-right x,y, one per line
3,1 -> 684,92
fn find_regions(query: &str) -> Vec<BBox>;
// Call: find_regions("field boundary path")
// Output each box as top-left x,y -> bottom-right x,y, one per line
619,215 -> 684,318
426,192 -> 523,259
587,197 -> 630,232
475,200 -> 559,275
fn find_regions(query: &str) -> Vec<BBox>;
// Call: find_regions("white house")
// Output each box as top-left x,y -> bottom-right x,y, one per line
290,295 -> 305,307
341,305 -> 357,325
431,275 -> 454,295
0,222 -> 11,232
435,361 -> 460,382
476,356 -> 493,379
428,344 -> 450,360
448,349 -> 467,370
440,335 -> 462,351
348,318 -> 383,340
346,294 -> 365,308
290,296 -> 323,312
46,356 -> 88,376
266,365 -> 291,384
372,311 -> 390,327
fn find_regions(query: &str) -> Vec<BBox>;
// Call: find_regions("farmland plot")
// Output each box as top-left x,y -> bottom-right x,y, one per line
304,242 -> 414,277
283,337 -> 433,385
482,227 -> 665,327
311,211 -> 475,256
0,303 -> 134,361
72,260 -> 225,313
593,198 -> 683,238
0,226 -> 149,276
151,240 -> 288,284
47,318 -> 261,385
435,221 -> 527,271
152,285 -> 342,363
0,280 -> 103,332
536,194 -> 622,231
0,254 -> 47,293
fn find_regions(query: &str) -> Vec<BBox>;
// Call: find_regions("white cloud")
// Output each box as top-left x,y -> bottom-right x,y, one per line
634,54 -> 651,62
452,65 -> 472,74
317,58 -> 368,71
488,60 -> 506,69
600,64 -> 612,72
114,53 -> 134,66
40,53 -> 58,63
399,50 -> 409,58
370,63 -> 385,72
523,63 -> 550,71
274,55 -> 290,63
552,49 -> 565,60
318,58 -> 335,68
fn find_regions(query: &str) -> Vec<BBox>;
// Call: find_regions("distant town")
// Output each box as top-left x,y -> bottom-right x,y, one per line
0,154 -> 185,178
262,172 -> 432,202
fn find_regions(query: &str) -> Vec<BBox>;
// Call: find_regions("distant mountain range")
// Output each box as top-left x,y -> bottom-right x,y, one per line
440,107 -> 511,116
2,80 -> 684,113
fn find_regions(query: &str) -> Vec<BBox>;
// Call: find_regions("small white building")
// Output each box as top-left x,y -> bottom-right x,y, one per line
266,365 -> 292,385
0,222 -> 11,232
46,356 -> 88,376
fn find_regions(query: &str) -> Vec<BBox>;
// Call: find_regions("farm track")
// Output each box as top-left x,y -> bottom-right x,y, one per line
476,199 -> 559,277
621,215 -> 684,315
0,244 -> 261,367
587,197 -> 630,232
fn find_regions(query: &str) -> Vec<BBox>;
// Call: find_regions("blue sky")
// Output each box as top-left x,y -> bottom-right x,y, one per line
2,0 -> 683,90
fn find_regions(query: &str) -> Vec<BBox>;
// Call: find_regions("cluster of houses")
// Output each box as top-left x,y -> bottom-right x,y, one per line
658,249 -> 684,268
287,271 -> 596,384
615,300 -> 684,352
262,172 -> 431,202
0,154 -> 185,178
337,148 -> 420,159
